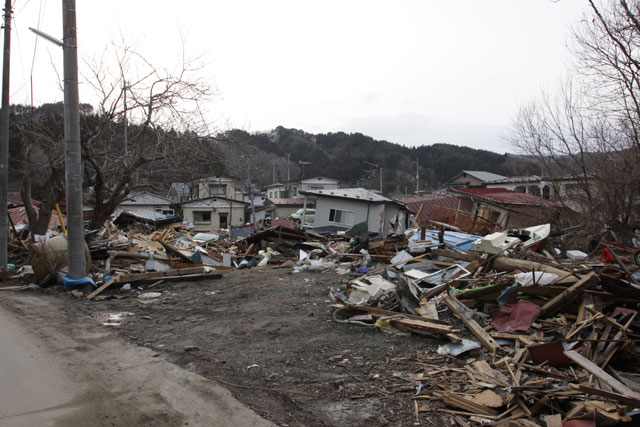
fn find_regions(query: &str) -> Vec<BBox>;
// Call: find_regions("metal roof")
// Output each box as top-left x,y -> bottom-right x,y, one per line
300,188 -> 410,210
451,187 -> 561,207
120,191 -> 174,206
395,194 -> 460,224
447,170 -> 507,185
265,198 -> 309,206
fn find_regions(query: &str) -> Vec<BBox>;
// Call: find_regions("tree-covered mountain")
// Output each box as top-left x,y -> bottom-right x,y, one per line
229,126 -> 530,195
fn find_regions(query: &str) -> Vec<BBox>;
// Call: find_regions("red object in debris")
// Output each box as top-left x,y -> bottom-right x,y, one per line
600,247 -> 615,264
562,411 -> 596,427
491,300 -> 541,332
528,341 -> 571,366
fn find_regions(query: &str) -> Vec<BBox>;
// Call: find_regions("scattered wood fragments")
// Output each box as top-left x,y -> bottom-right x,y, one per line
329,226 -> 640,425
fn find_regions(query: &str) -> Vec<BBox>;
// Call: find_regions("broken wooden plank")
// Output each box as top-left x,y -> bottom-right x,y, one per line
492,257 -> 576,284
539,272 -> 598,316
544,414 -> 562,427
345,305 -> 450,325
564,350 -> 640,400
432,248 -> 480,262
571,383 -> 640,406
389,317 -> 460,337
113,267 -> 208,283
439,392 -> 497,416
608,247 -> 640,285
443,295 -> 500,353
86,277 -> 119,300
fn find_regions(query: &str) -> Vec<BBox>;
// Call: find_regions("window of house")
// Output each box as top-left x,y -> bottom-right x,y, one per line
310,185 -> 324,190
209,184 -> 225,196
193,211 -> 211,223
328,208 -> 355,225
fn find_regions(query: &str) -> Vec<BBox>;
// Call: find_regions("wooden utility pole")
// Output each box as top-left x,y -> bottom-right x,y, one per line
415,157 -> 419,193
0,0 -> 12,268
62,0 -> 86,279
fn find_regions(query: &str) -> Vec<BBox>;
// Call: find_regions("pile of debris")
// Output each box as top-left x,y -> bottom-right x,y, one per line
329,226 -> 640,426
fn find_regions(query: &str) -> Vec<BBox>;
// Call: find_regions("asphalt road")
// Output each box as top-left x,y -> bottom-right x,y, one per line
0,294 -> 275,427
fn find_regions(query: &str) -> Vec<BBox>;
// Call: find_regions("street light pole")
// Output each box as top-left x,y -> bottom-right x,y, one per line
62,0 -> 85,279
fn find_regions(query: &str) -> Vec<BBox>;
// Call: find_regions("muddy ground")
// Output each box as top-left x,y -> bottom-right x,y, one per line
45,267 -> 459,427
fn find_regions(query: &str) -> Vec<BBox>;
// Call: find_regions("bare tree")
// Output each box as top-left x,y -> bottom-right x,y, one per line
80,42 -> 218,229
509,0 -> 640,231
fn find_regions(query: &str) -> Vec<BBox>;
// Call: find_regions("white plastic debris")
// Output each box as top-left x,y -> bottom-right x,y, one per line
515,271 -> 559,287
390,250 -> 412,269
566,250 -> 588,261
138,292 -> 162,299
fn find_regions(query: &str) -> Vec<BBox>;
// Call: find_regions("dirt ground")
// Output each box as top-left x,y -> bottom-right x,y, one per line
39,267 -> 456,427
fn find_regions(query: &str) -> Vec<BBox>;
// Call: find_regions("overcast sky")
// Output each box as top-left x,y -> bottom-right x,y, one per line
9,1 -> 588,153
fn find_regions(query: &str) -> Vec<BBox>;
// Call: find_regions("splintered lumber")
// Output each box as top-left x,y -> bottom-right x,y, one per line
389,317 -> 461,338
86,277 -> 119,300
571,383 -> 640,406
348,305 -> 450,325
432,249 -> 480,262
492,257 -> 576,284
564,350 -> 640,400
338,304 -> 459,339
544,414 -> 562,427
438,392 -> 497,416
539,273 -> 598,316
113,267 -> 210,283
608,247 -> 640,285
443,295 -> 500,353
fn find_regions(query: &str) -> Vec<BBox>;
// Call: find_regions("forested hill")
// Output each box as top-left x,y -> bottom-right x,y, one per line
231,126 -> 526,192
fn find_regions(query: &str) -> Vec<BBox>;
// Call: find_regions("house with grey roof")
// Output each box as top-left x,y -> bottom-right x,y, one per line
115,191 -> 176,218
444,170 -> 507,188
266,176 -> 339,199
167,182 -> 191,202
298,188 -> 410,236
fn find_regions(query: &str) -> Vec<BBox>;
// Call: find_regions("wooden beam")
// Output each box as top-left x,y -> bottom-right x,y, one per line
86,277 -> 119,300
564,350 -> 640,400
431,248 -> 480,262
539,272 -> 598,316
443,295 -> 500,353
571,383 -> 640,406
113,267 -> 208,283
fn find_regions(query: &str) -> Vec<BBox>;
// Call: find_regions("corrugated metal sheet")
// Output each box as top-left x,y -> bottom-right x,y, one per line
395,195 -> 460,224
8,206 -> 64,229
452,187 -> 560,207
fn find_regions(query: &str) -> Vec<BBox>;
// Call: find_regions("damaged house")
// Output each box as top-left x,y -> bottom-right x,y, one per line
449,187 -> 564,232
180,197 -> 248,233
299,188 -> 410,236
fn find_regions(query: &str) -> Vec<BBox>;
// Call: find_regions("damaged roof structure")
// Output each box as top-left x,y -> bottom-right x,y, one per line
299,188 -> 411,236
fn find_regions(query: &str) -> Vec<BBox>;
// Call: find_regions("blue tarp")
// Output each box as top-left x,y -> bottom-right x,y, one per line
406,228 -> 481,251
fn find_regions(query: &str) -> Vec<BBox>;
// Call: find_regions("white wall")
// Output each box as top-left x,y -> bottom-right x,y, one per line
183,206 -> 245,233
313,198 -> 392,235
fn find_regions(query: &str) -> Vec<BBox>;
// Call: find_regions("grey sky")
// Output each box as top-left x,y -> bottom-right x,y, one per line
10,1 -> 588,153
